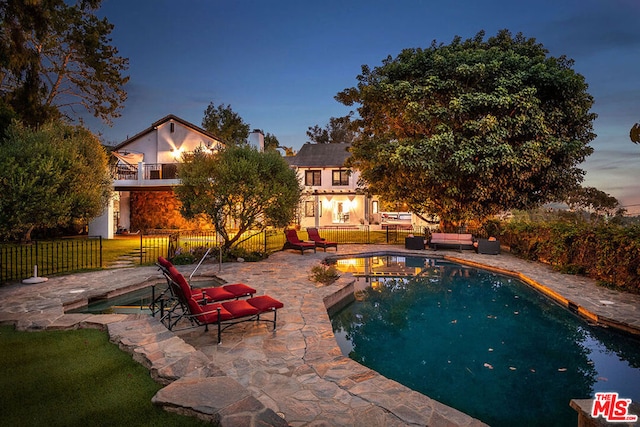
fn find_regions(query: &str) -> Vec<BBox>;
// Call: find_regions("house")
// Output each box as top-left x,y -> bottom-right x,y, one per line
89,114 -> 227,238
285,143 -> 379,229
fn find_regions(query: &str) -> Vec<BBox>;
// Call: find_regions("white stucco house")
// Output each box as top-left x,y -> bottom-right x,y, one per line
285,143 -> 380,229
89,114 -> 228,238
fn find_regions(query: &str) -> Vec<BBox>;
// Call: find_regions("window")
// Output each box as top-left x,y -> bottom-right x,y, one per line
332,170 -> 349,186
304,201 -> 322,217
304,201 -> 315,217
305,170 -> 321,186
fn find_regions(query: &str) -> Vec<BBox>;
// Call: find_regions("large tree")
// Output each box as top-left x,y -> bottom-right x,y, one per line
337,30 -> 596,229
564,186 -> 619,218
0,0 -> 129,128
631,122 -> 640,144
201,101 -> 250,145
176,145 -> 301,250
0,121 -> 112,242
306,113 -> 357,144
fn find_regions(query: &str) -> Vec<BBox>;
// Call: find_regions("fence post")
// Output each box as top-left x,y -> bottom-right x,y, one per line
35,240 -> 39,278
139,232 -> 143,265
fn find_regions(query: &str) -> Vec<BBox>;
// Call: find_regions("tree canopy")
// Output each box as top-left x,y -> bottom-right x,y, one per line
175,145 -> 301,249
631,122 -> 640,144
306,113 -> 357,144
0,121 -> 112,241
0,0 -> 129,128
337,30 -> 596,228
565,186 -> 619,218
201,101 -> 250,145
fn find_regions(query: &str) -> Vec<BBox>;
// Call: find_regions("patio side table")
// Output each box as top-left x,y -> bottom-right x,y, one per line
476,239 -> 500,255
405,236 -> 425,250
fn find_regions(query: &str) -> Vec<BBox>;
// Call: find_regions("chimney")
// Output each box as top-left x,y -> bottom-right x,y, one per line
248,129 -> 265,152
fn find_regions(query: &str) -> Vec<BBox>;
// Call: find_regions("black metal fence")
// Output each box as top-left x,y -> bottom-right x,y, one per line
0,237 -> 102,284
1,225 -> 477,284
167,229 -> 287,259
139,233 -> 172,265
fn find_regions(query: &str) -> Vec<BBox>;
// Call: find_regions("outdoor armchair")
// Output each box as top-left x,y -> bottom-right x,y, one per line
306,228 -> 338,252
283,229 -> 316,254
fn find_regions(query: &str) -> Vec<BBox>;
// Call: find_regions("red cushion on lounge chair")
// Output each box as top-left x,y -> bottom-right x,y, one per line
222,299 -> 261,317
168,266 -> 211,302
223,283 -> 256,297
168,266 -> 191,294
187,299 -> 232,323
204,287 -> 236,301
157,256 -> 173,270
247,295 -> 284,311
285,229 -> 302,243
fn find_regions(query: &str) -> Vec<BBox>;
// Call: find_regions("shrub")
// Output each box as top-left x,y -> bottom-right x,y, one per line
309,264 -> 340,285
503,217 -> 640,293
226,246 -> 267,262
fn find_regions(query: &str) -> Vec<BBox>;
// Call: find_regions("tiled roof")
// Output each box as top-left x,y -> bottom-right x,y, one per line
286,143 -> 351,167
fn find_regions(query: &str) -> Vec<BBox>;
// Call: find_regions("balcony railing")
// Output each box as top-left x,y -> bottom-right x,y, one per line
112,162 -> 179,181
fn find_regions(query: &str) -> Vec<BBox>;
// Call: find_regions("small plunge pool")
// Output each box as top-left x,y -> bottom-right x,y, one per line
327,254 -> 640,427
66,277 -> 224,315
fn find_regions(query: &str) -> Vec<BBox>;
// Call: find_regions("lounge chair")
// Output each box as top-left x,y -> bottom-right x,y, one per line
180,288 -> 284,344
282,229 -> 316,254
156,256 -> 256,308
306,228 -> 338,252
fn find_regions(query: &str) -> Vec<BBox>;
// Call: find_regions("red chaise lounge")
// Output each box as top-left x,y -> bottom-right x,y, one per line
306,227 -> 338,252
184,294 -> 284,344
157,256 -> 256,303
282,229 -> 316,254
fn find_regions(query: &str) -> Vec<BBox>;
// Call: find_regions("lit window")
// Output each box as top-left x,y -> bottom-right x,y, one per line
305,170 -> 321,186
305,201 -> 315,217
332,170 -> 349,186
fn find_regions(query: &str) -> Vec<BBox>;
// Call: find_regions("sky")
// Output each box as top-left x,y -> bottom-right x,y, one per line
88,0 -> 640,214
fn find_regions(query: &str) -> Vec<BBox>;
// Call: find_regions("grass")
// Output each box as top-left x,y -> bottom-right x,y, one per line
0,325 -> 208,427
101,236 -> 145,265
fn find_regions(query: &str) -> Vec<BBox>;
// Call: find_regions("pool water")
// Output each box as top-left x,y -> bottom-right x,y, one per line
67,286 -> 157,314
328,256 -> 640,427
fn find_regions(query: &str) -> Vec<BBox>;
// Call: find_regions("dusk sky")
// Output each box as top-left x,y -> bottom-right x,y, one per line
90,0 -> 640,214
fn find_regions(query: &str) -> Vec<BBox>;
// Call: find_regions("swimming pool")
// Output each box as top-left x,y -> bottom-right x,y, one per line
328,255 -> 640,427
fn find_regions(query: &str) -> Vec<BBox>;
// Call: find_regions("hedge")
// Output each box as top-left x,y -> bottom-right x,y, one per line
500,220 -> 640,293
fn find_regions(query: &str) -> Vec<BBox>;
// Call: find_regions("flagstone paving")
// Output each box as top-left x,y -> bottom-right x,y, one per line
1,244 -> 639,426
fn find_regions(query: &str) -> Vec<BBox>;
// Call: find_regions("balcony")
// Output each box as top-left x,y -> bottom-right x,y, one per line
112,162 -> 180,190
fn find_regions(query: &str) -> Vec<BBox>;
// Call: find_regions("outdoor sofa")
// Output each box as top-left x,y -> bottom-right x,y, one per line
428,232 -> 474,250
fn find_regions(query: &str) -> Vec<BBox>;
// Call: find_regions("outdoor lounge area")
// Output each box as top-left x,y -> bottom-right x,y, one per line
1,244 -> 639,425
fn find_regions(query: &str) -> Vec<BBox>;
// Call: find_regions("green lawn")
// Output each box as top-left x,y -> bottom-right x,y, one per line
0,326 -> 208,427
101,236 -> 147,265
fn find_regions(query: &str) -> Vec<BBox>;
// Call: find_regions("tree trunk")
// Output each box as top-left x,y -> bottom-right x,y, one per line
22,225 -> 35,244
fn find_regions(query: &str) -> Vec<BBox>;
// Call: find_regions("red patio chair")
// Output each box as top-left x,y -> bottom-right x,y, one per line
282,229 -> 316,254
306,228 -> 338,252
183,291 -> 284,343
158,256 -> 255,301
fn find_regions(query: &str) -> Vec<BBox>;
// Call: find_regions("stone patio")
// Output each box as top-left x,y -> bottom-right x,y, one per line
1,244 -> 639,426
